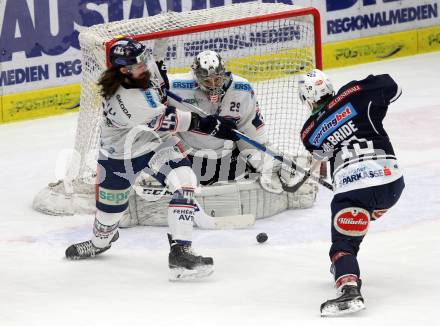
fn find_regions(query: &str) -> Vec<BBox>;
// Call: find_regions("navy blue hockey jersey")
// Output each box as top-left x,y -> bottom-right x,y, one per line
300,74 -> 403,194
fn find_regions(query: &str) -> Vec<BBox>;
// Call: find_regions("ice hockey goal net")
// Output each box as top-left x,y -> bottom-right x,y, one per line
33,2 -> 322,216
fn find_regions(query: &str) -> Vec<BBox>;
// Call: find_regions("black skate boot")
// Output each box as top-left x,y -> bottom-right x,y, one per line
65,231 -> 119,260
320,282 -> 365,317
168,234 -> 214,281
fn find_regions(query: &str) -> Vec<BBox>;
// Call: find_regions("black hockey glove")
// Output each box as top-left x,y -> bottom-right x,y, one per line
189,113 -> 239,141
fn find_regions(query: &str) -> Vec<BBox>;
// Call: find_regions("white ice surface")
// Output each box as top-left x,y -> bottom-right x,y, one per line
1,53 -> 439,325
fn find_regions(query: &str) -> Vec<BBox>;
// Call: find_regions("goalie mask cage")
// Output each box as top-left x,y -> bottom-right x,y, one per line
33,2 -> 322,216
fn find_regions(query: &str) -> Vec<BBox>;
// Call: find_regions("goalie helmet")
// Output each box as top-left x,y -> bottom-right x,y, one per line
191,50 -> 227,103
109,37 -> 147,68
298,69 -> 335,112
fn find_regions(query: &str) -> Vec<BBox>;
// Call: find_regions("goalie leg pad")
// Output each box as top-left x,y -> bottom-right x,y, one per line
121,177 -> 317,227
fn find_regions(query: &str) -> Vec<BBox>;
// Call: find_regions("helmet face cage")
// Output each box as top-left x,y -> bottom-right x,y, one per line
298,69 -> 335,112
191,50 -> 227,102
109,38 -> 148,68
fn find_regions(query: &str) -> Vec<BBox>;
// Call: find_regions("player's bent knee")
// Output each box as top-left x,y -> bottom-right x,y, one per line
333,207 -> 370,237
96,185 -> 131,213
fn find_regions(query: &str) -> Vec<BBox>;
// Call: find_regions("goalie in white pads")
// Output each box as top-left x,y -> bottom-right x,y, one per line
170,50 -> 285,193
65,37 -> 239,280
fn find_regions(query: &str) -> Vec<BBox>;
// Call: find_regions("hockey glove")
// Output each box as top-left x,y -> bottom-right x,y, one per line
259,158 -> 284,194
189,113 -> 239,141
247,150 -> 283,194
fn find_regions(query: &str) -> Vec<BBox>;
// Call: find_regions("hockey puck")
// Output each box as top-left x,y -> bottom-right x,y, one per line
256,232 -> 268,243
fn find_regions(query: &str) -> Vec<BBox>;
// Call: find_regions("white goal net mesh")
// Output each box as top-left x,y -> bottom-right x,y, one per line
34,2 -> 321,215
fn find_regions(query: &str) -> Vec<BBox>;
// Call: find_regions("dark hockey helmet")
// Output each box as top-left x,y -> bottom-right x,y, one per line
191,50 -> 227,102
109,37 -> 147,68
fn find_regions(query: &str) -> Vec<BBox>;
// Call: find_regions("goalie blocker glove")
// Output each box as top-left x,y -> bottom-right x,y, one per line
189,113 -> 239,141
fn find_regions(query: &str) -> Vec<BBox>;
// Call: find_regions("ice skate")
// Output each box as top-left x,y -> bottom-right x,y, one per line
65,231 -> 119,260
168,234 -> 214,281
320,283 -> 365,317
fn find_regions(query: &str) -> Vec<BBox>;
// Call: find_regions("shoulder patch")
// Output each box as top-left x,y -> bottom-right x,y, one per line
233,82 -> 252,92
328,85 -> 362,110
301,121 -> 315,141
143,90 -> 158,108
172,80 -> 195,89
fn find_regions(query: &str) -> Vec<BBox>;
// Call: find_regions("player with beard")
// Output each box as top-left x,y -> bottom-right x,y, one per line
65,38 -> 239,281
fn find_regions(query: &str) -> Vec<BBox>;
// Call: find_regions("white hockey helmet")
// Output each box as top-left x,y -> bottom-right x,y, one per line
192,50 -> 227,103
298,69 -> 334,112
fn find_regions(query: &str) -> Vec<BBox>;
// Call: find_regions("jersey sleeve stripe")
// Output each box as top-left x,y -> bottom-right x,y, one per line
367,101 -> 380,135
389,85 -> 402,103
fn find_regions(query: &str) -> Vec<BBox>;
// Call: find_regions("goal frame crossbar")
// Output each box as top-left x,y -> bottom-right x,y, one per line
105,7 -> 322,70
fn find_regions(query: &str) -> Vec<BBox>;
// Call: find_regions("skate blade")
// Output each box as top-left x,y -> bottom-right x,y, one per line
321,299 -> 365,317
169,265 -> 214,281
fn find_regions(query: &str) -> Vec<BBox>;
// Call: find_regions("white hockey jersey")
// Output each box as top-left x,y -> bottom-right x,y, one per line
168,72 -> 267,162
100,83 -> 192,159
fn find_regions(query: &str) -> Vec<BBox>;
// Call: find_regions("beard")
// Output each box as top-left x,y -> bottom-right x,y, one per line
126,70 -> 151,89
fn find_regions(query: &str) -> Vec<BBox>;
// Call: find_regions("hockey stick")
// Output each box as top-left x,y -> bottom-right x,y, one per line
281,159 -> 324,193
166,90 -> 334,191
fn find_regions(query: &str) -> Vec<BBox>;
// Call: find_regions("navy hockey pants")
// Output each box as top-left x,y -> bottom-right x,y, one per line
96,151 -> 191,214
330,177 -> 405,281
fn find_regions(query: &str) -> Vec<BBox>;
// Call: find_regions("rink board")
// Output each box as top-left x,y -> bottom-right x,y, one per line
1,26 -> 439,124
0,84 -> 80,123
323,25 -> 440,68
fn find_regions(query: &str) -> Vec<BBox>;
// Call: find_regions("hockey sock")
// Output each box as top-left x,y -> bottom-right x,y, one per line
91,210 -> 122,248
331,251 -> 360,281
167,188 -> 195,243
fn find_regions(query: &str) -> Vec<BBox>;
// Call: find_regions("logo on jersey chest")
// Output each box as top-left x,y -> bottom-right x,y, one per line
183,98 -> 199,105
116,94 -> 132,118
309,103 -> 357,146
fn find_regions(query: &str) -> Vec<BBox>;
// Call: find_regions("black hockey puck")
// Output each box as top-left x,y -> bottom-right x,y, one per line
256,232 -> 268,243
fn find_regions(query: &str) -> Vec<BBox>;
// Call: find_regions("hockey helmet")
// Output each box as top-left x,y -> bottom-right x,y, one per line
298,69 -> 335,112
191,50 -> 227,102
109,37 -> 147,68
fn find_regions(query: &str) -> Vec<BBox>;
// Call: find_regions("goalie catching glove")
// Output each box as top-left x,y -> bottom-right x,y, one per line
189,113 -> 239,141
247,150 -> 305,194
